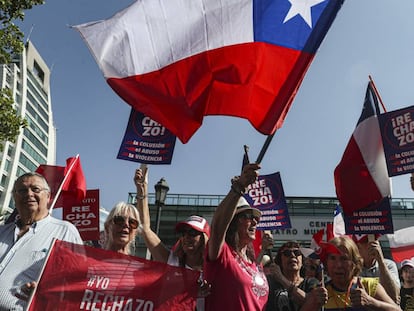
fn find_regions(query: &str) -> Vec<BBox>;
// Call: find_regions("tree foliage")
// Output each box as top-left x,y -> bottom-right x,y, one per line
0,0 -> 44,152
0,88 -> 27,151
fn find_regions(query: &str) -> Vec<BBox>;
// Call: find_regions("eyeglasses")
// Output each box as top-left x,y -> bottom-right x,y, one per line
181,228 -> 202,237
14,186 -> 49,196
281,249 -> 302,257
240,213 -> 260,222
113,215 -> 139,229
306,265 -> 317,271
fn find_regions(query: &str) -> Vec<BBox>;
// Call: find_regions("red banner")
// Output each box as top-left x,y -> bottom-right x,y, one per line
28,241 -> 199,311
63,189 -> 100,241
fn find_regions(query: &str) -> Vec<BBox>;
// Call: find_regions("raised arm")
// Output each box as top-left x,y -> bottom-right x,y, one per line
208,163 -> 260,261
134,167 -> 169,262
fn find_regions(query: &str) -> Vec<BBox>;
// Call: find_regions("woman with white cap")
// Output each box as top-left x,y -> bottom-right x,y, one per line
204,163 -> 269,311
134,166 -> 210,310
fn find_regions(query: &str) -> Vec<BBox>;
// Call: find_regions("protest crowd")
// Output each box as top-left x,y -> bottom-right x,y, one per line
2,1 -> 414,311
0,164 -> 413,311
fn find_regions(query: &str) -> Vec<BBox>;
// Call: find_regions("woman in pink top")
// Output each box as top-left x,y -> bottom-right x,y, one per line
204,163 -> 269,311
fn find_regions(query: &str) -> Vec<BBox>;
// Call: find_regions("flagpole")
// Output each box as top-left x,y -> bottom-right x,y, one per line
49,154 -> 80,213
255,132 -> 276,164
368,75 -> 387,113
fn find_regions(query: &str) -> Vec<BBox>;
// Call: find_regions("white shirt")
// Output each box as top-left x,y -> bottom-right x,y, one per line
0,215 -> 83,311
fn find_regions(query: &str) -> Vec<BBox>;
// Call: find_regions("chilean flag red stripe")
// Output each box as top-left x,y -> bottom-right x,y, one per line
75,0 -> 344,143
334,83 -> 391,214
387,226 -> 414,262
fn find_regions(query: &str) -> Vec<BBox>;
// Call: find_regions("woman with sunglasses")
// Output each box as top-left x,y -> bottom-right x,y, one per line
301,236 -> 400,311
204,163 -> 269,311
103,201 -> 140,255
134,166 -> 210,311
265,241 -> 320,311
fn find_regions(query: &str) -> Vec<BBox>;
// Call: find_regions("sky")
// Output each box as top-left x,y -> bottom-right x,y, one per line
17,0 -> 414,211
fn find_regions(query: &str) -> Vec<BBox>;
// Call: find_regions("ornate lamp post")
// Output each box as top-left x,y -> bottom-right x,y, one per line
154,177 -> 169,235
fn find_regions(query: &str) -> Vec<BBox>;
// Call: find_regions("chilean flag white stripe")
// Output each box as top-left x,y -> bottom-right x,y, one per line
75,0 -> 255,78
333,205 -> 345,237
387,226 -> 414,262
353,113 -> 390,197
74,0 -> 337,78
334,83 -> 391,214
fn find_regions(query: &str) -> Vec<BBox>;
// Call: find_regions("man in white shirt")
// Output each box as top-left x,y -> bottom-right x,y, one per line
0,172 -> 83,311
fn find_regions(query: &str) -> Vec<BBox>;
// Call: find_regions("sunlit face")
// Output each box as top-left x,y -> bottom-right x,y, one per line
237,211 -> 259,244
179,226 -> 203,253
280,248 -> 303,273
13,176 -> 50,221
326,248 -> 355,289
107,213 -> 138,249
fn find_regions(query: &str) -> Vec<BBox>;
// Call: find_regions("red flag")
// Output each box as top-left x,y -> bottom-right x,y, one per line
74,0 -> 344,143
316,242 -> 342,263
28,240 -> 199,311
334,82 -> 391,214
310,228 -> 324,251
36,156 -> 87,209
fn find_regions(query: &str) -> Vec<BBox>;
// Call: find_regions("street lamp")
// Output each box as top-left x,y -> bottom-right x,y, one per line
154,177 -> 169,235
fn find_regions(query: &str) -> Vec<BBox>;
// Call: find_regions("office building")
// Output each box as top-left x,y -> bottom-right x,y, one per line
0,41 -> 55,219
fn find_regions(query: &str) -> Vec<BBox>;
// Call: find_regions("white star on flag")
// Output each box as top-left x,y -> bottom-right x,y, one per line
283,0 -> 326,28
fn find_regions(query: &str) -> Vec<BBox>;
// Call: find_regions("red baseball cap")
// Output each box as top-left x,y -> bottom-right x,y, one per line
175,215 -> 210,237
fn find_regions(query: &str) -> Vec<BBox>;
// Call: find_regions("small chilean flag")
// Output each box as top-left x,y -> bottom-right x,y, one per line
74,0 -> 344,143
387,226 -> 414,263
334,82 -> 391,215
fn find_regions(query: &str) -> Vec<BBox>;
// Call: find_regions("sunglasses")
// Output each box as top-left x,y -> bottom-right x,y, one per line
113,215 -> 139,229
240,213 -> 260,222
181,228 -> 202,237
281,249 -> 302,257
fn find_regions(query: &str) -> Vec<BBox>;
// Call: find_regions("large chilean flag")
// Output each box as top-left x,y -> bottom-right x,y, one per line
75,0 -> 344,143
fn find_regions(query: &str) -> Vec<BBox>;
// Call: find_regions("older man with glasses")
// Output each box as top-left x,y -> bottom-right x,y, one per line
0,172 -> 83,311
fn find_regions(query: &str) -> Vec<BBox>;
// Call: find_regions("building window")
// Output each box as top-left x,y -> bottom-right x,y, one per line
33,60 -> 44,84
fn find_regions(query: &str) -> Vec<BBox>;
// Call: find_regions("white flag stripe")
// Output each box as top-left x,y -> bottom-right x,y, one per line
74,0 -> 253,77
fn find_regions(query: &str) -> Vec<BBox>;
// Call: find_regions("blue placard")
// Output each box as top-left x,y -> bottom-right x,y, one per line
344,197 -> 394,235
378,105 -> 414,176
117,109 -> 176,164
244,172 -> 291,230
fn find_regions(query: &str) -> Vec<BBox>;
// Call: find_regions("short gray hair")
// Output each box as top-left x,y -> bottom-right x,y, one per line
13,172 -> 51,193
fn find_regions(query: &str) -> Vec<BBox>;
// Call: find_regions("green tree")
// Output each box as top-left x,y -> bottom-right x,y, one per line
0,0 -> 44,152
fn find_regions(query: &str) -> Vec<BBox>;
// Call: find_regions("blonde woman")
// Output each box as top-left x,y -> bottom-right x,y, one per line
104,201 -> 140,255
301,236 -> 400,311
